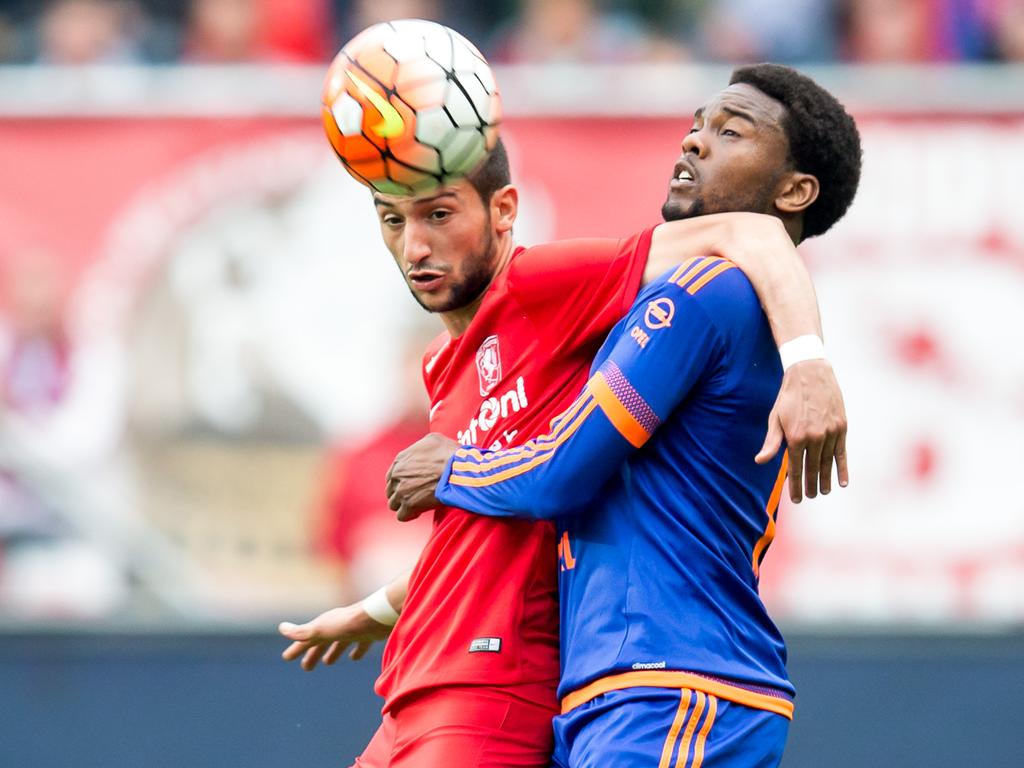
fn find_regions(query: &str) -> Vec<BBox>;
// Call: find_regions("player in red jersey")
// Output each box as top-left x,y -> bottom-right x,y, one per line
278,138 -> 846,767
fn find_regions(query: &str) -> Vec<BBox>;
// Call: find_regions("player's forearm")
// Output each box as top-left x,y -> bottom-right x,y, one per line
438,397 -> 633,520
384,570 -> 411,613
649,214 -> 823,342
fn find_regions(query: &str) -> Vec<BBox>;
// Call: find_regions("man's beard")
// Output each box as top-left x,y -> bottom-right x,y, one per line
661,196 -> 705,222
408,227 -> 497,313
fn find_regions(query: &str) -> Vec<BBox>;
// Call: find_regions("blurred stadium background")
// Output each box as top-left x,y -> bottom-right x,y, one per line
0,0 -> 1022,766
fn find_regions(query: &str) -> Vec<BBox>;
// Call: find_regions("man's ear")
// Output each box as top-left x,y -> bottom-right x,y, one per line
491,184 -> 518,234
775,172 -> 819,215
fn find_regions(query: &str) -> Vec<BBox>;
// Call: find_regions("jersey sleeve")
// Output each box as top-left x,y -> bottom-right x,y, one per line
509,229 -> 653,351
436,258 -> 752,520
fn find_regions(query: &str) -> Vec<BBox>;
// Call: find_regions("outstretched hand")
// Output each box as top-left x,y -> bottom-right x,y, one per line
279,604 -> 393,671
386,433 -> 460,522
755,359 -> 848,503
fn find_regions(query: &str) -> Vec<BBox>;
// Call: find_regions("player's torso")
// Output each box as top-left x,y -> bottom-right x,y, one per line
556,284 -> 793,700
379,256 -> 616,707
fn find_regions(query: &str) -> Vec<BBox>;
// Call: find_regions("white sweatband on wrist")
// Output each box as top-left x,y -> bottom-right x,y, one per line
779,334 -> 827,371
362,586 -> 399,626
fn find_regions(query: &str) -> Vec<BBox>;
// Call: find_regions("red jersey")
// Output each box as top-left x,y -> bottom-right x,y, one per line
376,230 -> 653,711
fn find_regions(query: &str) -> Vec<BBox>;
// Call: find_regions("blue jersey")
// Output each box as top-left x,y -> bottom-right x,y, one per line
436,256 -> 794,719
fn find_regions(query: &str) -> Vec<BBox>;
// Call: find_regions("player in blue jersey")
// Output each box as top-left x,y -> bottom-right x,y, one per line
384,65 -> 862,767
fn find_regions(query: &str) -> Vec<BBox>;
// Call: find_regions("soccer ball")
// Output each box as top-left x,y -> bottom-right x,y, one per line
321,19 -> 502,195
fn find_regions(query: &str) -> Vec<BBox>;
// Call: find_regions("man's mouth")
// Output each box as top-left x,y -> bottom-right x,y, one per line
409,270 -> 447,292
670,164 -> 696,186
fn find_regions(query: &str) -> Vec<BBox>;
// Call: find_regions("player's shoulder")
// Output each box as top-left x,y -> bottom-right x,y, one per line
649,255 -> 755,300
641,256 -> 761,329
513,237 -> 617,272
511,229 -> 652,280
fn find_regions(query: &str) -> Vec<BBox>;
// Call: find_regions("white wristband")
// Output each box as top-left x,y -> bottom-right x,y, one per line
779,334 -> 827,371
362,586 -> 400,627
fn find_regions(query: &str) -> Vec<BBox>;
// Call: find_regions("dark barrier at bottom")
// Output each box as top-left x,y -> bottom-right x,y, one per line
1,629 -> 1022,768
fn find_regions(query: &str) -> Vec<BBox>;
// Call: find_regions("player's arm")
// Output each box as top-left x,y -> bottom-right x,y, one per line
278,571 -> 409,670
387,279 -> 720,522
647,213 -> 819,339
648,213 -> 847,502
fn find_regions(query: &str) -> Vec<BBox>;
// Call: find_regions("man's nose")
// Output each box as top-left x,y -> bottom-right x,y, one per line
403,222 -> 431,266
681,129 -> 707,159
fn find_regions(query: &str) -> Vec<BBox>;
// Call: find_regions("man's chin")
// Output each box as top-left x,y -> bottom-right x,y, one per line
661,194 -> 705,222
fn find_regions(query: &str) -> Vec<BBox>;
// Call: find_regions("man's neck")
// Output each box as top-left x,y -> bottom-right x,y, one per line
439,237 -> 516,338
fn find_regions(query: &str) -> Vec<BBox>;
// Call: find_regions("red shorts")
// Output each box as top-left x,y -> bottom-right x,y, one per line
351,685 -> 557,768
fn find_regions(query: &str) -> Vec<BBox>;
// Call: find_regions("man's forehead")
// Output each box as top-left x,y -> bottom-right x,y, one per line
696,83 -> 786,125
373,179 -> 472,207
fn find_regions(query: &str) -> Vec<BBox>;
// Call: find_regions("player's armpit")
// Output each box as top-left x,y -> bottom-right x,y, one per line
755,359 -> 849,503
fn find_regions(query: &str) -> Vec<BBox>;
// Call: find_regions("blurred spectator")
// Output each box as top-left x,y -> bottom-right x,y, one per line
35,0 -> 144,64
260,0 -> 332,61
182,0 -> 259,62
312,329 -> 435,599
0,256 -> 72,543
490,0 -> 687,64
994,0 -> 1024,59
182,0 -> 332,63
349,0 -> 444,31
0,12 -> 17,62
0,254 -> 129,618
841,0 -> 992,62
697,0 -> 836,62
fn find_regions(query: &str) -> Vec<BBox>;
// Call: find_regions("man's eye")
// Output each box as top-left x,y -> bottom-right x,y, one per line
722,129 -> 739,137
688,126 -> 700,134
430,210 -> 450,220
383,216 -> 402,226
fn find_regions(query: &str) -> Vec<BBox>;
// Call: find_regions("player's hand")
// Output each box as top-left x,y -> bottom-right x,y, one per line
278,604 -> 392,671
386,432 -> 460,522
755,359 -> 848,503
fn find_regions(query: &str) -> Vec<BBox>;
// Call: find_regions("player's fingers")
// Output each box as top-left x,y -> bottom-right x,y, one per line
803,436 -> 823,500
388,490 -> 401,512
787,442 -> 804,504
350,640 -> 373,661
301,643 -> 327,672
322,640 -> 347,666
281,640 -> 309,662
818,432 -> 839,495
835,432 -> 850,488
278,621 -> 312,642
755,413 -> 784,465
385,463 -> 396,498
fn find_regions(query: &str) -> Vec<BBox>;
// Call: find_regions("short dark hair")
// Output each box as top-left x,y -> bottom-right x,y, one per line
729,64 -> 862,240
466,137 -> 511,206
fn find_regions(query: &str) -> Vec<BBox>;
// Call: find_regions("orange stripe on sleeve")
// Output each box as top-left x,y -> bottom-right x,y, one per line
668,257 -> 703,286
672,256 -> 719,288
689,695 -> 718,768
658,690 -> 692,768
674,691 -> 706,768
449,399 -> 599,487
686,261 -> 736,295
450,393 -> 594,474
589,372 -> 651,449
752,454 -> 789,578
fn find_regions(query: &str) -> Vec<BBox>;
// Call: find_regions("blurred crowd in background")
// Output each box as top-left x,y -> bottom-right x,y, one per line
0,0 -> 1023,66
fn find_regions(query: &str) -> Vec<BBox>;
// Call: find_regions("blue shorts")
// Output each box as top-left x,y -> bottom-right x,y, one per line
551,687 -> 789,768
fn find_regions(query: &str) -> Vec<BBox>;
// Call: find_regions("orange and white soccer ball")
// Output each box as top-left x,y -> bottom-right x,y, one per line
321,19 -> 502,195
